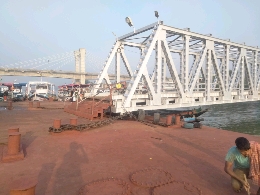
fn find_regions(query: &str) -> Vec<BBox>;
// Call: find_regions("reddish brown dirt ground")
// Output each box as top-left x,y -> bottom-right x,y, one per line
0,101 -> 260,195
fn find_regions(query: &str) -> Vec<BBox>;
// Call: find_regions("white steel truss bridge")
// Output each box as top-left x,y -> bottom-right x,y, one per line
94,21 -> 260,113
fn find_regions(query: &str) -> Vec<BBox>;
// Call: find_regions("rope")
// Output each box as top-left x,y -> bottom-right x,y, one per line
0,51 -> 74,69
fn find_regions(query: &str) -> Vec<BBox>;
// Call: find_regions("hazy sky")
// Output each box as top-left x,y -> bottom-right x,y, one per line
1,0 -> 260,85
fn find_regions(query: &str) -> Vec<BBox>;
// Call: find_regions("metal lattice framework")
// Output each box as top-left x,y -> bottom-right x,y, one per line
94,21 -> 260,113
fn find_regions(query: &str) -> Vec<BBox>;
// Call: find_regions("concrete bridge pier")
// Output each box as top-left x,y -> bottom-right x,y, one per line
74,48 -> 86,84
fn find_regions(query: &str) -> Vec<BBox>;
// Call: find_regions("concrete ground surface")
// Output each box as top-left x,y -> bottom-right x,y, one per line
0,101 -> 260,195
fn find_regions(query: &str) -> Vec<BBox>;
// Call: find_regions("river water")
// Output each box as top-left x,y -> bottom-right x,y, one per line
201,101 -> 260,135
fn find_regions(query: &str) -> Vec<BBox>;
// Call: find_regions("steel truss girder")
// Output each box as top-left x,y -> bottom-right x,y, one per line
212,51 -> 225,93
244,57 -> 254,94
123,24 -> 162,107
94,41 -> 120,88
94,21 -> 260,113
239,56 -> 245,97
168,35 -> 181,45
229,50 -> 242,91
162,39 -> 184,97
188,46 -> 207,92
257,68 -> 260,90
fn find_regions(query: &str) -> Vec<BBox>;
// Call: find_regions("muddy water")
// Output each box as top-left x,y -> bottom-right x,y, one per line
201,101 -> 260,135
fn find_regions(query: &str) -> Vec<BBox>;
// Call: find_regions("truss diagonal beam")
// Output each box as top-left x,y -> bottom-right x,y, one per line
142,36 -> 150,44
123,25 -> 161,107
162,40 -> 184,97
168,35 -> 181,45
104,74 -> 111,85
229,50 -> 242,91
95,41 -> 121,88
190,40 -> 202,47
143,67 -> 156,101
189,47 -> 207,92
244,56 -> 254,92
170,40 -> 183,46
119,22 -> 158,40
120,50 -> 133,77
188,55 -> 198,82
211,50 -> 225,92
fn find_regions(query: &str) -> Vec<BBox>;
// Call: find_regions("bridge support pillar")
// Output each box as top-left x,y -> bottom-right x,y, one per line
74,48 -> 86,84
79,48 -> 86,84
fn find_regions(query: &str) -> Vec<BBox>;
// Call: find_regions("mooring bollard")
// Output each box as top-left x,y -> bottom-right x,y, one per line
7,132 -> 21,155
53,119 -> 61,129
10,178 -> 38,195
172,114 -> 175,124
2,129 -> 24,163
153,113 -> 160,124
29,102 -> 33,108
166,115 -> 172,126
8,101 -> 13,110
8,127 -> 19,134
138,109 -> 145,121
174,115 -> 181,125
36,101 -> 40,108
70,118 -> 77,126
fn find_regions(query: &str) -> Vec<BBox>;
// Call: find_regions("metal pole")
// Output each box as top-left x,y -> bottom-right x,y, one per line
91,96 -> 94,116
63,88 -> 65,107
76,89 -> 79,111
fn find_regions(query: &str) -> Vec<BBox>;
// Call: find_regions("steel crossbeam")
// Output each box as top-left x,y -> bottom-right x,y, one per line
93,21 -> 260,113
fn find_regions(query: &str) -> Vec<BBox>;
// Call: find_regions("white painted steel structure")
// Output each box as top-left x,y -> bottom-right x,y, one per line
94,21 -> 260,113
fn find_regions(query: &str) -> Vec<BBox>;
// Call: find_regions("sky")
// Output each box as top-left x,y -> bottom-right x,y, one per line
0,0 -> 260,86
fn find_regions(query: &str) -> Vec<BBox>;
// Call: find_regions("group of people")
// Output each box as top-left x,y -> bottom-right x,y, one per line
69,88 -> 84,102
59,86 -> 86,102
225,137 -> 260,194
2,84 -> 14,101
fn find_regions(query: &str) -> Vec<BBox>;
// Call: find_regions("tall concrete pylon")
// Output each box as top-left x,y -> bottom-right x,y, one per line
74,48 -> 86,84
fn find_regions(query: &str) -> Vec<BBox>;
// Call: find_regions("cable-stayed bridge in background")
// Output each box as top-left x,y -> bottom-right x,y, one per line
0,48 -> 130,83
